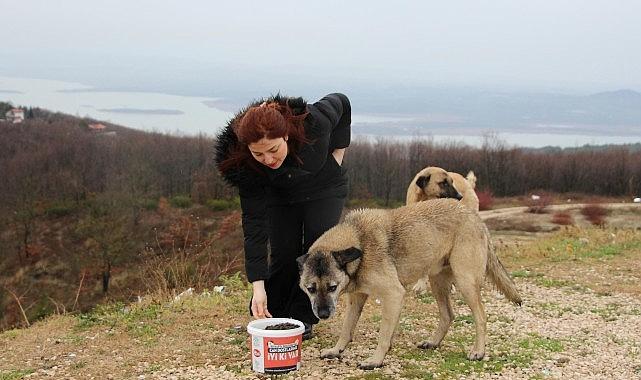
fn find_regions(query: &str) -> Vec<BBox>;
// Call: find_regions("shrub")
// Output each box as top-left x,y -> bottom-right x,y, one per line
551,211 -> 574,225
581,204 -> 608,226
169,195 -> 192,209
44,201 -> 75,218
476,189 -> 494,211
526,193 -> 553,214
206,198 -> 240,211
139,198 -> 159,211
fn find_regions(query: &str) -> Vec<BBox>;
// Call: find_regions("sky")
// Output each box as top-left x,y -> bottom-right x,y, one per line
2,0 -> 641,95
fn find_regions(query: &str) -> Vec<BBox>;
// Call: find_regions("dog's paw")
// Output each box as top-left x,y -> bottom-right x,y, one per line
358,358 -> 383,370
417,341 -> 439,350
320,347 -> 342,359
467,350 -> 485,361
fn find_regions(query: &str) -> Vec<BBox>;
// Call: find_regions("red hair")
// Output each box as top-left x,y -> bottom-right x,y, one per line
219,100 -> 309,174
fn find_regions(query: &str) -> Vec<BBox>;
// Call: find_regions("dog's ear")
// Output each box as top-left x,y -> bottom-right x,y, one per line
332,247 -> 362,268
296,254 -> 309,273
416,175 -> 430,189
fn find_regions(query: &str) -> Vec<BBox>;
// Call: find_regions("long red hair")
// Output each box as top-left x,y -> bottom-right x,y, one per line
219,100 -> 309,174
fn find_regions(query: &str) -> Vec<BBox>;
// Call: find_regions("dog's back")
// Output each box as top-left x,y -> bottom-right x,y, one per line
344,199 -> 485,287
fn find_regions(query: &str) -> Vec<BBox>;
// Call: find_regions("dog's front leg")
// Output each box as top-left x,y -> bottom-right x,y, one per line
359,284 -> 405,369
321,292 -> 368,359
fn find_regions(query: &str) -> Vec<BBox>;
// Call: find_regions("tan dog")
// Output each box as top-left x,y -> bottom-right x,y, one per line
407,167 -> 479,211
297,199 -> 521,369
407,167 -> 480,293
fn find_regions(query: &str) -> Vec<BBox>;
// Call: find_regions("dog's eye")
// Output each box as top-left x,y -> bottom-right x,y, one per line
307,287 -> 316,294
327,285 -> 338,292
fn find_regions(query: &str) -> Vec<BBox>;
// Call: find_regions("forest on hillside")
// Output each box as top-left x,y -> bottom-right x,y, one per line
1,107 -> 640,215
1,105 -> 641,330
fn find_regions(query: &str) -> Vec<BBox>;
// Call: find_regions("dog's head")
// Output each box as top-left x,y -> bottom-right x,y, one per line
414,167 -> 462,201
297,247 -> 362,320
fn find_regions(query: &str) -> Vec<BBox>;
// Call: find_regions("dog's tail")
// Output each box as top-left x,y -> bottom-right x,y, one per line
466,171 -> 477,189
486,235 -> 522,306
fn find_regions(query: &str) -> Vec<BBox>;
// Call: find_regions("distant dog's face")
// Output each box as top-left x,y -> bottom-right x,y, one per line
297,248 -> 362,320
415,167 -> 462,201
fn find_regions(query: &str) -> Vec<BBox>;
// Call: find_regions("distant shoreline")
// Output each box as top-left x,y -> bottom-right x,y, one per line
97,108 -> 184,116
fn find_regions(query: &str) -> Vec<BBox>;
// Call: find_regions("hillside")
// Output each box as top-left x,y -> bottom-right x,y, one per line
2,210 -> 641,379
1,103 -> 641,333
0,104 -> 237,330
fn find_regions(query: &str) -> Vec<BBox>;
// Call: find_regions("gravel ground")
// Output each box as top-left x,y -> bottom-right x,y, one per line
148,278 -> 641,380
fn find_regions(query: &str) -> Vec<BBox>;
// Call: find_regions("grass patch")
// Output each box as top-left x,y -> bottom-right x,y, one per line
417,293 -> 435,304
437,351 -> 504,377
0,370 -> 35,380
400,363 -> 434,379
535,277 -> 572,288
453,315 -> 474,326
145,364 -> 162,374
511,228 -> 641,264
0,329 -> 20,339
75,301 -> 163,342
71,361 -> 87,370
590,303 -> 622,321
581,244 -> 627,259
518,334 -> 564,353
511,270 -> 544,278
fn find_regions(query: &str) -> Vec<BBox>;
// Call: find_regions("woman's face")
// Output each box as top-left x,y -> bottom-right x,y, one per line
248,136 -> 288,169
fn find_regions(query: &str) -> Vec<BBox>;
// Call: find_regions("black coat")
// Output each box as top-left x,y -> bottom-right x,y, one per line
214,93 -> 351,282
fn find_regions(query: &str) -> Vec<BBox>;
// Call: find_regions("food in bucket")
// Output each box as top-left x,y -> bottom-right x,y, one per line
264,322 -> 299,330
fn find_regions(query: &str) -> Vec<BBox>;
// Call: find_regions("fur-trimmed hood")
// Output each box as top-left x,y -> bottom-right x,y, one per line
214,94 -> 307,188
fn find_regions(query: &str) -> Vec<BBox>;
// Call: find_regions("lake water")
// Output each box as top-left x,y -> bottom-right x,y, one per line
2,76 -> 639,148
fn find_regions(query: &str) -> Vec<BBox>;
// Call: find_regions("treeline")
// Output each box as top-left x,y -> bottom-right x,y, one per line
1,116 -> 640,215
348,136 -> 641,205
0,113 -> 231,218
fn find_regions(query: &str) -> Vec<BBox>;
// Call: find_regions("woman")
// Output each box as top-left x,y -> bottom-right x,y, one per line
215,93 -> 351,339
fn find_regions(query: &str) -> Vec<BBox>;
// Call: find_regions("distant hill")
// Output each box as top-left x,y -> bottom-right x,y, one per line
588,89 -> 641,101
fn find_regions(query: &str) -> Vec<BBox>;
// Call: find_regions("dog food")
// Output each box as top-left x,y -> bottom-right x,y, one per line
264,322 -> 299,330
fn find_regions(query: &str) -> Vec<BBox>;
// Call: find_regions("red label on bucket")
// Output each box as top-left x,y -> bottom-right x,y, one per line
263,335 -> 301,372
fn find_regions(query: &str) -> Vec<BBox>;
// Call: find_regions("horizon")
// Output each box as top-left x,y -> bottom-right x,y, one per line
2,1 -> 641,147
2,75 -> 641,148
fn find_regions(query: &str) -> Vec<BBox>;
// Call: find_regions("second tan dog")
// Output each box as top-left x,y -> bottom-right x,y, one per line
407,167 -> 480,293
297,199 -> 522,369
407,166 -> 479,211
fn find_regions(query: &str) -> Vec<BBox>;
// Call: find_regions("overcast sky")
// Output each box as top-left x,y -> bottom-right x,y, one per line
2,0 -> 641,93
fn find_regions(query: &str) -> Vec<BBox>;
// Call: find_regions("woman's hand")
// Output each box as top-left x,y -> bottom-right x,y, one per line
251,281 -> 272,319
332,148 -> 346,166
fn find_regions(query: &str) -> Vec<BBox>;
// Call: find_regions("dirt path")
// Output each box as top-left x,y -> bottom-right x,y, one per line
147,276 -> 641,380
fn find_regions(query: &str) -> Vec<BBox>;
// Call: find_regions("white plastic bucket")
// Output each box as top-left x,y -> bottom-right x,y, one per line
247,318 -> 305,374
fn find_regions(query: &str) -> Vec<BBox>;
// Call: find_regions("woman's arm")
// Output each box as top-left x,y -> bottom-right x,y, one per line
238,187 -> 269,283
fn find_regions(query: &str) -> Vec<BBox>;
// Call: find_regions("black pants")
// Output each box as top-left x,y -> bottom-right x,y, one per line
253,196 -> 345,325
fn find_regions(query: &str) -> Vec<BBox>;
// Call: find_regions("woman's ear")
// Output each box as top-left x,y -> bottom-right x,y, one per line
284,135 -> 289,141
